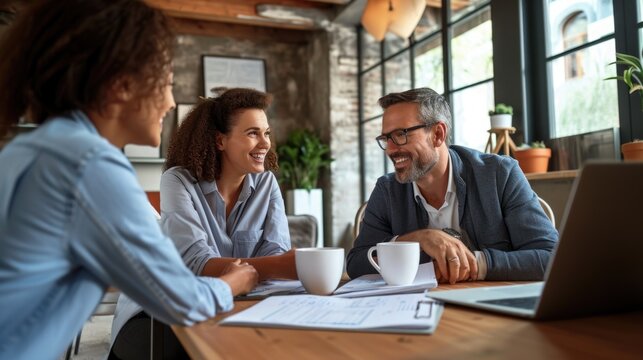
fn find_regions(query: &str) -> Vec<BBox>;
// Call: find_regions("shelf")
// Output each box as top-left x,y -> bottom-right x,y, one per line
15,123 -> 38,129
128,157 -> 166,164
525,170 -> 578,181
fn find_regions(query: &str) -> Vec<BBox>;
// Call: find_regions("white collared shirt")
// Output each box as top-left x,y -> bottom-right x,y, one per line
412,154 -> 459,233
394,154 -> 488,279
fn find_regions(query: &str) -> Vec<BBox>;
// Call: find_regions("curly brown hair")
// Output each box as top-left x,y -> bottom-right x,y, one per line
0,0 -> 174,138
165,88 -> 278,182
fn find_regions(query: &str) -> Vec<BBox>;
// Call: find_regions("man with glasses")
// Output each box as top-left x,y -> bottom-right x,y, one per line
346,88 -> 558,284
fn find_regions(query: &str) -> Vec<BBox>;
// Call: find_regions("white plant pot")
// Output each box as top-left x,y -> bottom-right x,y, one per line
490,114 -> 512,129
286,189 -> 324,247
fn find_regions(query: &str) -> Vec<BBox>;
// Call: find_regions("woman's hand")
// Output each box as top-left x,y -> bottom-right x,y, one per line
219,259 -> 259,296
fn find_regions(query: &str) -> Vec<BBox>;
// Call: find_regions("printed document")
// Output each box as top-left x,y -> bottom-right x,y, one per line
221,293 -> 443,334
238,280 -> 306,300
333,262 -> 437,298
239,262 -> 438,300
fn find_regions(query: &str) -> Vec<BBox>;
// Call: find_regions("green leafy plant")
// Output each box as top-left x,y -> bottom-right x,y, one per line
488,103 -> 513,116
277,129 -> 333,191
606,50 -> 643,111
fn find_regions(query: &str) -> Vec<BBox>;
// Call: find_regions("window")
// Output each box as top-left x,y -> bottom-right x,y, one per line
450,7 -> 494,150
414,35 -> 443,93
544,0 -> 618,138
562,12 -> 588,79
357,2 -> 492,201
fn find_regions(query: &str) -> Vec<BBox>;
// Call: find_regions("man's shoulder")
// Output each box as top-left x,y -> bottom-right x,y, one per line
450,145 -> 516,171
374,172 -> 406,190
371,173 -> 416,202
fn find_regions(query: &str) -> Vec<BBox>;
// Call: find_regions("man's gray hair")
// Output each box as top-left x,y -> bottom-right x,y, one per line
378,88 -> 452,142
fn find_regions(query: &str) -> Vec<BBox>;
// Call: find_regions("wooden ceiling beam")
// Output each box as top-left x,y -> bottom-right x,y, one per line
171,17 -> 310,43
144,0 -> 335,30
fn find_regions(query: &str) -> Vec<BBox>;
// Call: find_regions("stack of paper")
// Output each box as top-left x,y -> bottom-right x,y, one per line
239,262 -> 438,300
241,280 -> 306,299
221,293 -> 443,334
333,262 -> 437,298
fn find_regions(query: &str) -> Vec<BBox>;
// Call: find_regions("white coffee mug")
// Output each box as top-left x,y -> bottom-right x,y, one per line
295,247 -> 345,295
367,242 -> 420,286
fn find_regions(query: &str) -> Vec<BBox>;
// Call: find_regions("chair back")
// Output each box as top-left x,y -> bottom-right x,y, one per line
538,196 -> 556,227
287,214 -> 317,248
353,202 -> 368,239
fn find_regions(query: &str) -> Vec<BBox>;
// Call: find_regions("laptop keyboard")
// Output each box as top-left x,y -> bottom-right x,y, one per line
477,296 -> 539,310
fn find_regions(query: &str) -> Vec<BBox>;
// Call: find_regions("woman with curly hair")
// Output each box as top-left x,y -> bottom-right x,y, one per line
0,1 -> 258,359
161,87 -> 296,275
111,88 -> 296,359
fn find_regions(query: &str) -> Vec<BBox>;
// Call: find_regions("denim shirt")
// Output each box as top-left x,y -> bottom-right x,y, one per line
0,111 -> 232,360
347,146 -> 559,281
161,166 -> 291,274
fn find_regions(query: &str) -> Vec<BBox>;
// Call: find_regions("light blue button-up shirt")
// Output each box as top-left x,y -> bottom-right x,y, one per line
161,166 -> 291,273
0,111 -> 233,360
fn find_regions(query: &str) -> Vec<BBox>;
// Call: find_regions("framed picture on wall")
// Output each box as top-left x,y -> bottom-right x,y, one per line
176,103 -> 195,127
202,55 -> 266,97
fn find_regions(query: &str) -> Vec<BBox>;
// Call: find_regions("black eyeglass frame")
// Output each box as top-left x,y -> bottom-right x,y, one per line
375,124 -> 430,150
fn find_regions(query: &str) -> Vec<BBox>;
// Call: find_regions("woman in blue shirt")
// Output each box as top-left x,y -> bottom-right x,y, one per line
0,1 -> 257,359
162,88 -> 296,278
111,88 -> 297,358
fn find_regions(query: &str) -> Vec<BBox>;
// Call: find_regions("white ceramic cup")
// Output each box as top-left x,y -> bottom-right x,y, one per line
295,247 -> 345,295
367,242 -> 420,286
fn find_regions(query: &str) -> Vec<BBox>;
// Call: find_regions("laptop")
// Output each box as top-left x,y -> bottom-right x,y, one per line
429,162 -> 643,320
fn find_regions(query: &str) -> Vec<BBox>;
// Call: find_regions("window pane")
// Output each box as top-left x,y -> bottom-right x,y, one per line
362,66 -> 383,119
414,4 -> 442,40
640,0 -> 643,22
545,0 -> 614,57
362,30 -> 381,70
383,32 -> 410,58
451,0 -> 488,23
550,40 -> 619,138
363,118 -> 387,198
452,81 -> 495,152
384,50 -> 412,94
451,7 -> 493,89
414,35 -> 444,93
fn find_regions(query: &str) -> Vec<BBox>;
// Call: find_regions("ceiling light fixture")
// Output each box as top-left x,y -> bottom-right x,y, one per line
361,0 -> 426,41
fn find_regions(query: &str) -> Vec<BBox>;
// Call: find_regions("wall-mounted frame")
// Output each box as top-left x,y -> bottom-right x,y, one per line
202,55 -> 266,97
176,103 -> 195,127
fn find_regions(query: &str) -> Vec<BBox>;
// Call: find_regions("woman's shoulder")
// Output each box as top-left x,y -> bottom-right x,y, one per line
249,171 -> 277,182
162,166 -> 195,181
247,171 -> 280,191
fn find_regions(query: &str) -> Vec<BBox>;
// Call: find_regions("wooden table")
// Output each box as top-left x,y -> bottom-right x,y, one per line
172,282 -> 643,359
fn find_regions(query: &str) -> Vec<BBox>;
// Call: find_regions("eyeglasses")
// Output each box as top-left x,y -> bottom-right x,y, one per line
375,124 -> 430,150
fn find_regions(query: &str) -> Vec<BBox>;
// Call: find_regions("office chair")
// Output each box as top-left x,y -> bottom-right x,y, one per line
287,214 -> 318,248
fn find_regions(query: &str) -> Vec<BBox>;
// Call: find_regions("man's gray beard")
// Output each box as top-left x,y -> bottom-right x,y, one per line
395,148 -> 439,184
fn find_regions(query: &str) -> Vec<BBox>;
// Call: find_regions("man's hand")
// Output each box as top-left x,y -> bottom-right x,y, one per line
401,229 -> 477,284
219,259 -> 259,296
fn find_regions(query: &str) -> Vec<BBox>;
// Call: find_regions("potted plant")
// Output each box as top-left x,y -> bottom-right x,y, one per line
277,129 -> 333,246
488,103 -> 513,129
606,50 -> 643,161
513,141 -> 551,174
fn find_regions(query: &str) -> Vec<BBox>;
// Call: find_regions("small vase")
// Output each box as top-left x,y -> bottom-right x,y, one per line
514,148 -> 551,173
